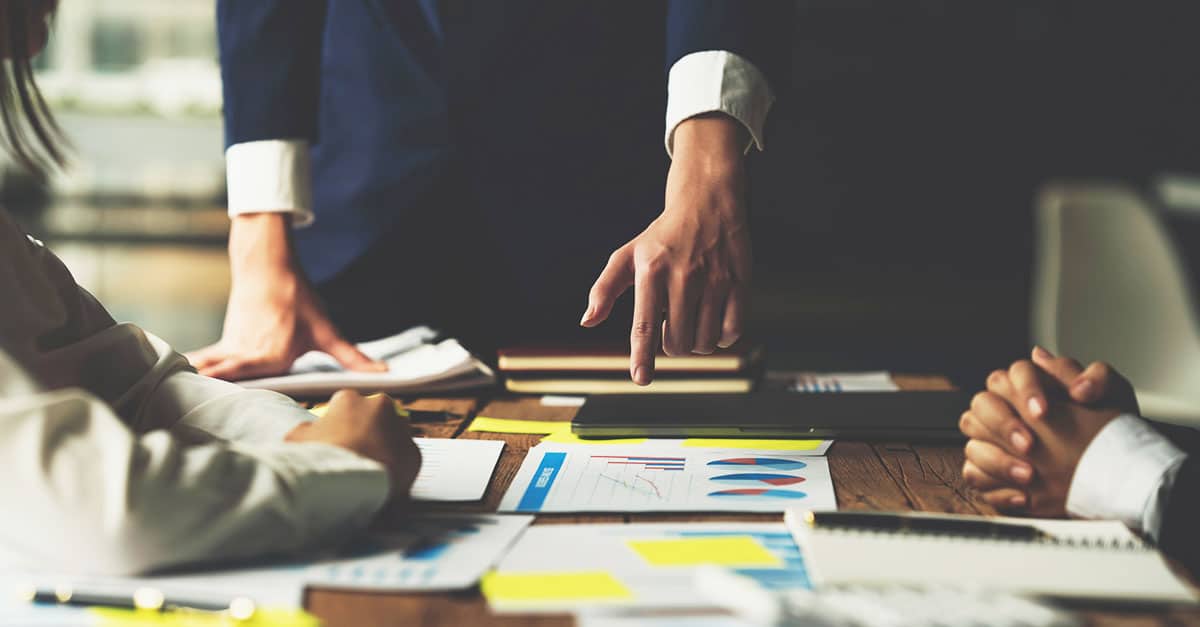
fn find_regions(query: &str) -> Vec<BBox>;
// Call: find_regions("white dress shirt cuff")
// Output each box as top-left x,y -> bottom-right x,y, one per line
665,50 -> 775,158
236,441 -> 391,538
225,139 -> 315,227
1066,414 -> 1187,539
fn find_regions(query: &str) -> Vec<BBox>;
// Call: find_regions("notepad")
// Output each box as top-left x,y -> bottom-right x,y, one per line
786,510 -> 1198,604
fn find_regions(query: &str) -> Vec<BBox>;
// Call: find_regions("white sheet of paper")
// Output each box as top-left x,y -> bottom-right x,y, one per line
499,443 -> 836,514
765,371 -> 899,393
484,522 -> 809,613
412,438 -> 504,501
541,395 -> 587,407
307,514 -> 533,591
4,514 -> 534,614
237,327 -> 495,396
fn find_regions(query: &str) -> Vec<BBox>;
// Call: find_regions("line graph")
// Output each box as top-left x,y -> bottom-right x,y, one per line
599,473 -> 664,499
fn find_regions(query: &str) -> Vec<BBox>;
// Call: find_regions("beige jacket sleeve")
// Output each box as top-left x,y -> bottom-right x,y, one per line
0,213 -> 389,576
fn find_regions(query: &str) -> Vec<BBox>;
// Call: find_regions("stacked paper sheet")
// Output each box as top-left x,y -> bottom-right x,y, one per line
237,326 -> 495,396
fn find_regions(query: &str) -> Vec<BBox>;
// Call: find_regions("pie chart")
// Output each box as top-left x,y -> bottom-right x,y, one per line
709,473 -> 806,486
708,488 -> 809,500
707,458 -> 807,471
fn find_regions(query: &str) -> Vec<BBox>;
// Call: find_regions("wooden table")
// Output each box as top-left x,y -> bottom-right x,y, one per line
305,377 -> 1200,626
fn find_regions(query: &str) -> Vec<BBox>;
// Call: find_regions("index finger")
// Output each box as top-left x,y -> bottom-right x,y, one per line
1006,360 -> 1056,423
629,266 -> 664,386
1029,346 -> 1084,389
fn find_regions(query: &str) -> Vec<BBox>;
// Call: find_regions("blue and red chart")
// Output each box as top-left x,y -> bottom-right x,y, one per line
705,458 -> 811,500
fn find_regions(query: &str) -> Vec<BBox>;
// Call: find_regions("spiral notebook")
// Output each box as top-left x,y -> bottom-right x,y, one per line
785,510 -> 1197,604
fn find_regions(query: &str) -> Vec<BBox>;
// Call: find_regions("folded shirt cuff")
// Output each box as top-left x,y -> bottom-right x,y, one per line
232,441 -> 391,544
225,139 -> 315,227
1066,414 -> 1187,538
665,50 -> 775,158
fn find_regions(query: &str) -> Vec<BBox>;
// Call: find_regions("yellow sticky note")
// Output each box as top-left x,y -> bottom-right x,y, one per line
93,607 -> 320,626
481,571 -> 633,602
540,431 -> 648,445
468,416 -> 573,435
627,536 -> 782,567
682,438 -> 825,451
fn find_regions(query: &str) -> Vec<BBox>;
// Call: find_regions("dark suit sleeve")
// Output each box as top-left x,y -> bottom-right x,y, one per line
1157,455 -> 1200,575
664,0 -> 792,93
217,0 -> 328,148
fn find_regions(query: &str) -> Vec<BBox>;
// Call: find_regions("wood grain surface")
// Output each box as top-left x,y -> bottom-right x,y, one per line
304,378 -> 1200,626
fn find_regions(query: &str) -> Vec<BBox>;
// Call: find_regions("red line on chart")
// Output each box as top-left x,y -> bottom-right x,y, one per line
634,473 -> 662,499
598,473 -> 663,499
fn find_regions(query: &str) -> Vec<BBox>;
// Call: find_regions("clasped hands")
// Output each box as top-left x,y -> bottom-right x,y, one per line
959,346 -> 1138,516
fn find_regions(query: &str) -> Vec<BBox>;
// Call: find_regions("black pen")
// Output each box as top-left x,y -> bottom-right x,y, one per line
805,511 -> 1050,541
24,585 -> 257,619
402,409 -> 463,423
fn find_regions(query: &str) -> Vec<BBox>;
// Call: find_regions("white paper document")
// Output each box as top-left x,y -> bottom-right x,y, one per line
499,443 -> 836,513
236,326 -> 495,396
4,514 -> 534,619
482,522 -> 810,613
306,514 -> 533,591
412,438 -> 504,501
765,371 -> 899,393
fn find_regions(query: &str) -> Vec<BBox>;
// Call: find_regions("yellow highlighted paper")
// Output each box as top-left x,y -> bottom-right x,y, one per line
626,536 -> 781,567
540,431 -> 648,446
467,416 -> 573,435
93,607 -> 320,626
480,571 -> 633,602
681,438 -> 826,451
540,433 -> 824,449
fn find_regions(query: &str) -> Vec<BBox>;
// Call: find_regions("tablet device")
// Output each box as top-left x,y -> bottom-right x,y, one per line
570,391 -> 970,441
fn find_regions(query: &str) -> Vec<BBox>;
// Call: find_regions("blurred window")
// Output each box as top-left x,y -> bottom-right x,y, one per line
169,21 -> 216,59
91,19 -> 142,72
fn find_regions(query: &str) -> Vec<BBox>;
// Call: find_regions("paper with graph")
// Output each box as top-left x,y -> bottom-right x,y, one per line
498,443 -> 835,513
305,514 -> 533,590
482,522 -> 810,613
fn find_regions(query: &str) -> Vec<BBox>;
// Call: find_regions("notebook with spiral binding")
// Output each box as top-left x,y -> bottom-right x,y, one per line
785,509 -> 1198,604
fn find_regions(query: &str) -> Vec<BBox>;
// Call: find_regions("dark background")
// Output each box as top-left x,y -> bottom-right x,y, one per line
13,1 -> 1200,383
749,1 -> 1200,386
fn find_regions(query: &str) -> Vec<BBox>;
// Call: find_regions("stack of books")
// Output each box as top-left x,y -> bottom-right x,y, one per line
496,344 -> 763,394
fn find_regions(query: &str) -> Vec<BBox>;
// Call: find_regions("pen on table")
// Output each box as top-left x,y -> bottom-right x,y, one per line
402,409 -> 464,423
308,402 -> 463,423
805,511 -> 1051,541
23,584 -> 257,620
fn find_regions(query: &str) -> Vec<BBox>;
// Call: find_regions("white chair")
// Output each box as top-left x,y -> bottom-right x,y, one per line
1032,181 -> 1200,426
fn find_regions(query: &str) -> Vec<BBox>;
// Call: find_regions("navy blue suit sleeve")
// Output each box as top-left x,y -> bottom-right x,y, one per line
1158,455 -> 1200,575
665,0 -> 792,92
217,0 -> 327,148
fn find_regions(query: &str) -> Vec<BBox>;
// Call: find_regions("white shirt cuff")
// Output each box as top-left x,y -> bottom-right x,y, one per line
225,139 -> 315,227
665,50 -> 775,158
1066,414 -> 1187,539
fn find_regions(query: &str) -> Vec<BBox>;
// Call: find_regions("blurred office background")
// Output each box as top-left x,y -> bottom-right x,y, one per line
8,1 -> 1200,387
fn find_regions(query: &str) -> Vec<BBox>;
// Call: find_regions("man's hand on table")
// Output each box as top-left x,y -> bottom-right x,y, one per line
959,348 -> 1130,516
186,212 -> 385,380
581,113 -> 751,385
286,390 -> 421,502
